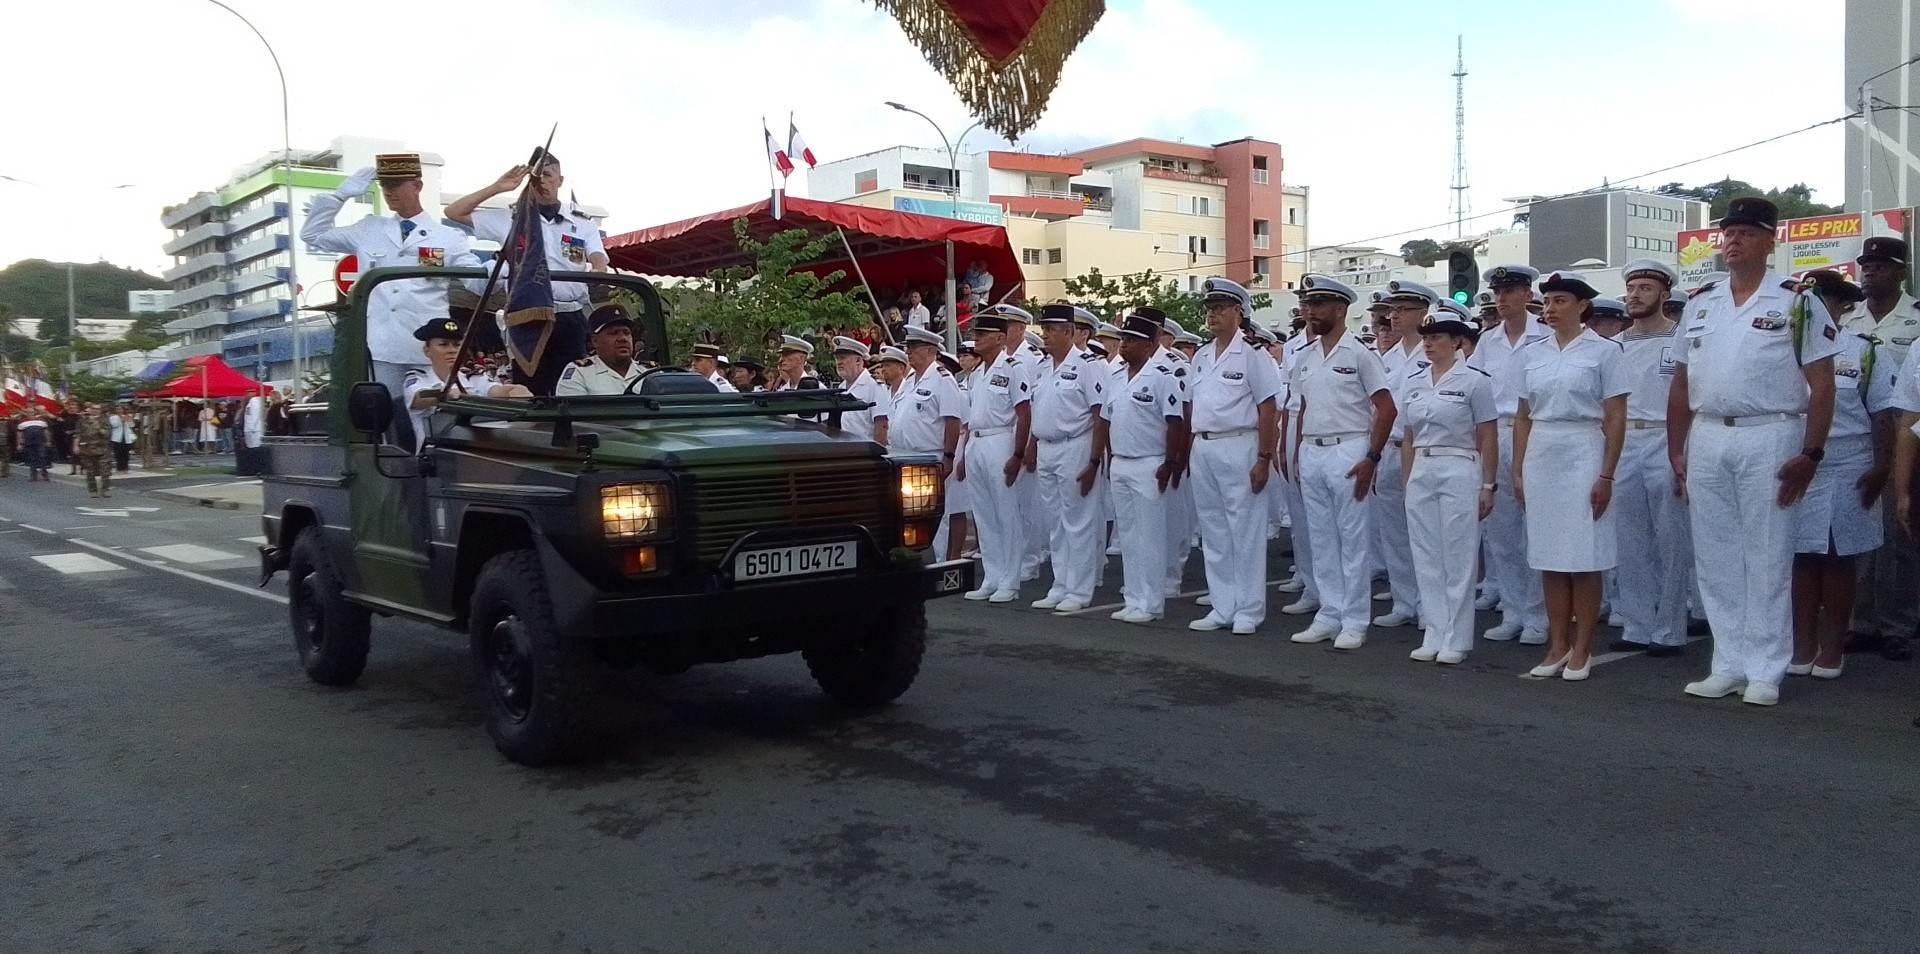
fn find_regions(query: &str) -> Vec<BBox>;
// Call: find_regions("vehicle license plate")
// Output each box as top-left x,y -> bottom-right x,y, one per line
734,542 -> 856,580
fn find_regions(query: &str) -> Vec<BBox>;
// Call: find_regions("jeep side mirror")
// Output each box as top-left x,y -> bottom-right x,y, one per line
348,382 -> 394,438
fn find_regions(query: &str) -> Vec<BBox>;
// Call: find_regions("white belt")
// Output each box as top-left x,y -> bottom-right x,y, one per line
971,427 -> 1010,438
1415,446 -> 1477,459
1037,429 -> 1091,443
1698,412 -> 1797,427
1112,452 -> 1163,460
1627,419 -> 1664,430
1197,427 -> 1255,440
1302,432 -> 1366,446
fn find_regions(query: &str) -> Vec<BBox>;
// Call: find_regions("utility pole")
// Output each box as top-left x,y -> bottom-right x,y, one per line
65,261 -> 75,389
1450,35 -> 1470,239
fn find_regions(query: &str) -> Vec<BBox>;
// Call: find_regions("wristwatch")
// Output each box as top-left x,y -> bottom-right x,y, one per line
1365,450 -> 1382,463
1480,482 -> 1496,491
1801,446 -> 1825,464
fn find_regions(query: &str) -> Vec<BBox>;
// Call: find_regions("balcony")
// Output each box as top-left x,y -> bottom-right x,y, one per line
163,308 -> 237,335
229,298 -> 291,324
228,233 -> 288,266
1144,166 -> 1226,186
1253,235 -> 1272,250
230,266 -> 289,295
162,220 -> 228,256
993,189 -> 1087,219
902,180 -> 958,196
161,192 -> 218,229
226,200 -> 288,235
167,281 -> 235,310
163,250 -> 231,282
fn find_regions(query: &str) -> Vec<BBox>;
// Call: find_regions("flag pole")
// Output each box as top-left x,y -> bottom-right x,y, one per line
447,122 -> 558,397
764,116 -> 784,221
834,226 -> 893,345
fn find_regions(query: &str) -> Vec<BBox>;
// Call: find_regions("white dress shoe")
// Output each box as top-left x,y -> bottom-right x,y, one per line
1606,612 -> 1626,627
1054,599 -> 1087,613
1561,657 -> 1591,681
1811,659 -> 1845,680
1281,598 -> 1320,616
1372,611 -> 1415,628
1196,593 -> 1213,606
1473,593 -> 1500,611
1105,544 -> 1122,556
1187,616 -> 1228,632
1409,647 -> 1439,662
1518,628 -> 1547,646
1741,682 -> 1780,706
1528,656 -> 1567,678
1685,674 -> 1747,699
1276,577 -> 1305,594
1435,650 -> 1466,665
1231,620 -> 1257,635
1290,622 -> 1337,644
1116,608 -> 1158,624
1110,607 -> 1134,620
1482,621 -> 1521,641
1333,631 -> 1367,651
1031,595 -> 1062,610
964,587 -> 994,601
988,589 -> 1018,603
1372,589 -> 1392,601
1785,660 -> 1814,677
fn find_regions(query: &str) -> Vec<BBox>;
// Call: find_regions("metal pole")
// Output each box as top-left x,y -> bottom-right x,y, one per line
65,262 -> 74,388
945,240 -> 957,353
1861,80 -> 1875,239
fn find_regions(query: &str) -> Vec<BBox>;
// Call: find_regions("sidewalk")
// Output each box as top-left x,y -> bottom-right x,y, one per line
147,479 -> 262,511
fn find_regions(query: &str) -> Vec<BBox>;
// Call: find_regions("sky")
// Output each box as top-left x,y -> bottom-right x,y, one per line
0,0 -> 1859,278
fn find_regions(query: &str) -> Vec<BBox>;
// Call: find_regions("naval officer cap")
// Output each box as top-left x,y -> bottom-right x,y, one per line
1094,321 -> 1123,340
1071,306 -> 1099,330
1539,270 -> 1601,300
1120,313 -> 1162,340
830,336 -> 871,359
985,303 -> 1034,326
1419,303 -> 1474,338
1024,330 -> 1045,352
873,345 -> 909,366
778,334 -> 814,356
1249,321 -> 1278,345
1384,279 -> 1439,305
1858,236 -> 1909,267
1475,290 -> 1498,310
690,342 -> 724,360
902,326 -> 944,348
1173,329 -> 1203,346
1038,303 -> 1076,324
1720,195 -> 1779,232
375,152 -> 424,182
1589,297 -> 1630,322
1199,276 -> 1254,316
1296,273 -> 1358,304
1159,316 -> 1187,338
1484,264 -> 1539,289
1086,339 -> 1109,358
413,316 -> 465,341
970,313 -> 1010,335
1620,258 -> 1678,287
936,350 -> 962,373
1366,290 -> 1392,312
587,303 -> 633,333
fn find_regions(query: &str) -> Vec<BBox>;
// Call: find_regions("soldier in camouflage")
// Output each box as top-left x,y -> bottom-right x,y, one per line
74,403 -> 112,498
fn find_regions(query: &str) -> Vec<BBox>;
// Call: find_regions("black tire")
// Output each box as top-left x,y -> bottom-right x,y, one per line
804,602 -> 926,708
287,528 -> 372,687
468,549 -> 594,766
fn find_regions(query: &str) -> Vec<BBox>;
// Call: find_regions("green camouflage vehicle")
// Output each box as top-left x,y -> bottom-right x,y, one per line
258,267 -> 973,765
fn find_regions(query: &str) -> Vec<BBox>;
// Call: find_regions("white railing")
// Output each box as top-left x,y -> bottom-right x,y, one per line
1025,188 -> 1076,200
1253,235 -> 1271,249
1253,169 -> 1270,185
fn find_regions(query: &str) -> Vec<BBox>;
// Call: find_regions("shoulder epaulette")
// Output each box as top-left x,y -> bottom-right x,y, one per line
1173,367 -> 1187,378
574,356 -> 596,367
1469,365 -> 1490,376
1689,281 -> 1719,299
1780,278 -> 1799,290
1404,367 -> 1423,378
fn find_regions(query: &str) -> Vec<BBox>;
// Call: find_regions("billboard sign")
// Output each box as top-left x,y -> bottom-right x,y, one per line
893,196 -> 1005,225
1675,208 -> 1909,288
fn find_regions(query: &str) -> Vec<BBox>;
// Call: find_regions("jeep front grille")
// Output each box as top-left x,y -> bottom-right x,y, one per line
688,460 -> 894,566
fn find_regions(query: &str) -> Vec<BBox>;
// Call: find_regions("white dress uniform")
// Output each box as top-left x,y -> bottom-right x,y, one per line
1401,357 -> 1496,657
963,349 -> 1033,597
1678,271 -> 1842,689
1467,318 -> 1552,640
1030,345 -> 1108,609
1612,322 -> 1692,648
1012,344 -> 1052,581
1281,335 -> 1320,604
1792,333 -> 1894,555
1188,332 -> 1283,631
402,366 -> 497,450
1104,358 -> 1184,619
1157,346 -> 1196,596
892,363 -> 966,555
1292,329 -> 1391,636
838,368 -> 892,442
708,370 -> 739,393
1373,338 -> 1428,623
468,204 -> 605,313
1519,328 -> 1629,571
1842,291 -> 1920,639
552,356 -> 644,397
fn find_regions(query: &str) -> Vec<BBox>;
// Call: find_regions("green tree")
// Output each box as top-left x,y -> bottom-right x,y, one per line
1655,178 -> 1842,219
1059,267 -> 1270,328
1400,239 -> 1446,266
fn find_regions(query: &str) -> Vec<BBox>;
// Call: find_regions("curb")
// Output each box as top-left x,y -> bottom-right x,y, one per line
149,489 -> 247,511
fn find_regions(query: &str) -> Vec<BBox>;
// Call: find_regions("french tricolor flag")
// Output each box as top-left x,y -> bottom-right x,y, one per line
765,122 -> 794,178
787,118 -> 816,169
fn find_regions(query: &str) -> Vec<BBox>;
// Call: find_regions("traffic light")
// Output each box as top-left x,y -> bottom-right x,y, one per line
1447,250 -> 1478,305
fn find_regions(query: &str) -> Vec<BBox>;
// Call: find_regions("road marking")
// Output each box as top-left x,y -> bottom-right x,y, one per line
1589,635 -> 1711,667
72,506 -> 161,518
18,524 -> 52,534
62,525 -> 108,531
237,535 -> 268,545
32,552 -> 125,575
140,544 -> 244,565
0,529 -> 21,535
68,539 -> 287,606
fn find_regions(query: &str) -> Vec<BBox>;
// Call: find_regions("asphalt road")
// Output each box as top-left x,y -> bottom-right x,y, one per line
2,473 -> 1915,953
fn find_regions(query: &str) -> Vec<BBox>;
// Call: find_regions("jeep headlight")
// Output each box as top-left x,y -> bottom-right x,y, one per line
601,482 -> 671,539
899,464 -> 941,519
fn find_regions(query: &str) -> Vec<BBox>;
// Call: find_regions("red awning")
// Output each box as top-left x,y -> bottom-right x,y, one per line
603,196 -> 1023,301
137,355 -> 271,399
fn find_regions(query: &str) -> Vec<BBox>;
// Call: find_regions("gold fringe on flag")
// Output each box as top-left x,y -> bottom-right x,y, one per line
871,0 -> 1106,140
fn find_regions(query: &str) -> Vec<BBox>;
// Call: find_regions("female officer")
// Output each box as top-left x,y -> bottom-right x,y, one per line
1513,272 -> 1628,681
1790,271 -> 1895,680
1400,304 -> 1499,663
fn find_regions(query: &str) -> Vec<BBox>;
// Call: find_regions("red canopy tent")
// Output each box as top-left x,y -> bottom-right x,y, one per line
603,196 -> 1022,303
137,355 -> 271,400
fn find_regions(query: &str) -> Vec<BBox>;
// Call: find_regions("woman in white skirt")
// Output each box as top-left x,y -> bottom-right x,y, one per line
1513,271 -> 1628,681
1790,272 -> 1896,679
1400,303 -> 1499,664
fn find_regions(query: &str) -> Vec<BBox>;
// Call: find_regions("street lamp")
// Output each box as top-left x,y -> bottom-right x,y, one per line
203,0 -> 302,389
884,102 -> 984,351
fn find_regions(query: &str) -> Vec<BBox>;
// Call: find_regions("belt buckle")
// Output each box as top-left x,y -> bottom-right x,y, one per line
1720,416 -> 1737,427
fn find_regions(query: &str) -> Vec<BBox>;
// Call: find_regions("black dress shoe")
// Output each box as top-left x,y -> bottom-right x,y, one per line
1645,645 -> 1684,658
1687,618 -> 1710,636
1882,635 -> 1912,661
1608,638 -> 1648,653
1848,630 -> 1885,654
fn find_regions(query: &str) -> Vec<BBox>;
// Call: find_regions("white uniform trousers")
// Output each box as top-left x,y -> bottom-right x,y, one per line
1110,455 -> 1169,616
1019,467 -> 1046,579
964,431 -> 1027,594
1190,431 -> 1270,629
1037,432 -> 1104,605
1371,442 -> 1420,618
1165,472 -> 1196,595
1486,424 -> 1545,631
1283,459 -> 1319,600
1687,417 -> 1800,686
1405,449 -> 1480,655
932,459 -> 972,559
1300,439 -> 1374,633
1613,428 -> 1691,647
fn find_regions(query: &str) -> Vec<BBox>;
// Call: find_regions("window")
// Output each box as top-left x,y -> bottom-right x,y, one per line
1287,207 -> 1297,225
1148,157 -> 1178,172
1022,248 -> 1042,265
1191,196 -> 1211,216
854,169 -> 878,193
1188,275 -> 1200,291
1253,155 -> 1269,185
1253,219 -> 1271,250
1253,257 -> 1270,285
1047,248 -> 1063,264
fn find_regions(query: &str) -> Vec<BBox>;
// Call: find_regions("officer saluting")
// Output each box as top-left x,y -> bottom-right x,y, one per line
554,304 -> 646,396
1670,196 -> 1842,707
1028,304 -> 1108,613
1103,313 -> 1189,623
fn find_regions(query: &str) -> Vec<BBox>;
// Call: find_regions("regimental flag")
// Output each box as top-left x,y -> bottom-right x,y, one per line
1,376 -> 23,410
765,121 -> 794,178
787,118 -> 817,169
502,190 -> 557,378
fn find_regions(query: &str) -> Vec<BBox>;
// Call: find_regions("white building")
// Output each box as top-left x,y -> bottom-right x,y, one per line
126,289 -> 172,313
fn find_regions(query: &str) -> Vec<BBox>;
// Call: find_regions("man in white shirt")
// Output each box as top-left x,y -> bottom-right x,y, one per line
689,344 -> 738,393
1027,304 -> 1108,613
831,337 -> 891,444
108,403 -> 136,473
905,290 -> 932,329
895,327 -> 967,559
1371,280 -> 1440,630
553,306 -> 646,398
1844,236 -> 1919,659
1467,265 -> 1552,646
958,311 -> 1034,602
1609,260 -> 1692,657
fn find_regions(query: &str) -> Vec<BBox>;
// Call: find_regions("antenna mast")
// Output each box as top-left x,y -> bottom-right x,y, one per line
1450,35 -> 1470,238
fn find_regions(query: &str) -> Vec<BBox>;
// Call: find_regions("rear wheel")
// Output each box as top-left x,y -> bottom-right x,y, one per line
287,529 -> 371,686
804,602 -> 926,708
468,549 -> 594,766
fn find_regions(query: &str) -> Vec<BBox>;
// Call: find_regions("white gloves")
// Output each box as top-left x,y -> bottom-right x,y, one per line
336,166 -> 376,199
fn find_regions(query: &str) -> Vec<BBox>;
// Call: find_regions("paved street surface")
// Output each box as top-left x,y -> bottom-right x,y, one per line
3,475 -> 1915,953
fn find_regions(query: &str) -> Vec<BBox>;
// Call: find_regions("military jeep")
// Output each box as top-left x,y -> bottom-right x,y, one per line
258,267 -> 972,765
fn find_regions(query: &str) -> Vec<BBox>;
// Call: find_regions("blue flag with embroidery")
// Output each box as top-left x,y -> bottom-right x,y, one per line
502,191 -> 556,379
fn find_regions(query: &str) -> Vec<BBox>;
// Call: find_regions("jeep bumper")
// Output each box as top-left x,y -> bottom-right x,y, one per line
584,557 -> 975,637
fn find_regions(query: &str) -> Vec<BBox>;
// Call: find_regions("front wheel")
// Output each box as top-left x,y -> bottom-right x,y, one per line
287,528 -> 371,686
468,549 -> 595,766
804,602 -> 927,708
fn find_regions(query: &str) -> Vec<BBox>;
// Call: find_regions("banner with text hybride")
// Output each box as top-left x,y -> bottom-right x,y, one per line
1675,209 -> 1910,289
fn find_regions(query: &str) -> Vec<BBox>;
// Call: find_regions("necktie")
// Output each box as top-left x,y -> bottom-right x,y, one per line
538,203 -> 563,223
400,219 -> 415,242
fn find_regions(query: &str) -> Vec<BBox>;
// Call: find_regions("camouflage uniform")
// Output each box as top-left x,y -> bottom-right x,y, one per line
75,413 -> 111,496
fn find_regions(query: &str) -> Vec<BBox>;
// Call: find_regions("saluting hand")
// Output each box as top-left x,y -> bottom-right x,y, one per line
491,165 -> 530,194
1776,453 -> 1817,508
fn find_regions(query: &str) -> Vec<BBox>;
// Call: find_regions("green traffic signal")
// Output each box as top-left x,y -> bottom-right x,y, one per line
1452,290 -> 1471,304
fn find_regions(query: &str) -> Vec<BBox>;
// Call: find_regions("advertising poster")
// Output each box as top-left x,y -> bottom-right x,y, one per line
1674,209 -> 1910,288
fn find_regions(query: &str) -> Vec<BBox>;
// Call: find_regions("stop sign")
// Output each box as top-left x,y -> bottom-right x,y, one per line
334,254 -> 360,296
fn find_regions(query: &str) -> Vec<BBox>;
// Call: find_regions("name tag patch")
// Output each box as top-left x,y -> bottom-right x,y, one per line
989,374 -> 1010,388
1752,316 -> 1785,331
1332,366 -> 1357,375
1131,389 -> 1154,404
1222,370 -> 1245,381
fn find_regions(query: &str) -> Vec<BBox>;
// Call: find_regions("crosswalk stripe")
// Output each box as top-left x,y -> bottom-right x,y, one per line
139,544 -> 244,565
237,536 -> 267,545
32,552 -> 125,575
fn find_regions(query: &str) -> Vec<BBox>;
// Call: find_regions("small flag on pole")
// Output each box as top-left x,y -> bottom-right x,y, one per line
502,192 -> 557,378
765,122 -> 794,177
787,117 -> 817,169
